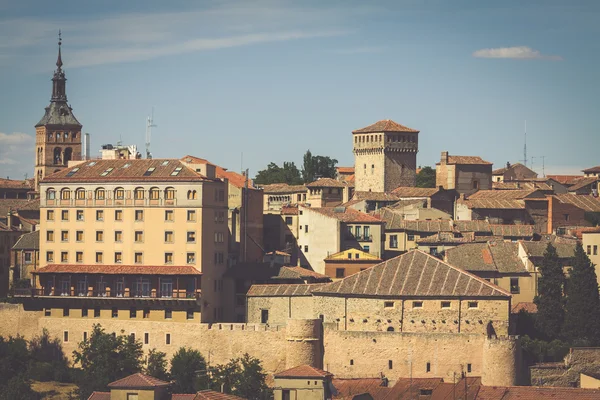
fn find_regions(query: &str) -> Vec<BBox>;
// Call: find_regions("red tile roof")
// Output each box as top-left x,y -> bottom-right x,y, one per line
182,155 -> 255,189
438,156 -> 492,165
107,373 -> 170,388
0,177 -> 34,190
568,177 -> 599,191
281,205 -> 299,215
469,189 -> 543,200
34,264 -> 202,275
555,194 -> 600,212
336,167 -> 355,174
352,119 -> 419,134
88,392 -> 111,400
391,187 -> 439,197
306,178 -> 346,188
547,175 -> 585,185
276,266 -> 330,281
247,283 -> 327,297
304,206 -> 383,223
172,395 -> 197,400
274,365 -> 333,378
261,183 -> 307,194
193,390 -> 245,400
352,191 -> 401,202
512,302 -> 538,314
583,166 -> 600,174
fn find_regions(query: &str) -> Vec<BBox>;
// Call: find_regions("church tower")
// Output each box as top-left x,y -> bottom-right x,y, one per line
34,32 -> 82,191
352,119 -> 419,192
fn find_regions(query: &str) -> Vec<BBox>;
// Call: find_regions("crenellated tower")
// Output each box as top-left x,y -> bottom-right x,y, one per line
34,31 -> 82,191
352,119 -> 419,192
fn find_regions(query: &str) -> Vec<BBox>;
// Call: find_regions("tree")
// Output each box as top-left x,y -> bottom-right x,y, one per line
145,348 -> 170,381
28,328 -> 70,382
534,244 -> 566,340
416,166 -> 436,188
0,375 -> 40,400
170,347 -> 208,394
72,324 -> 143,400
254,162 -> 303,185
210,354 -> 271,400
563,243 -> 600,345
0,335 -> 39,399
301,150 -> 338,183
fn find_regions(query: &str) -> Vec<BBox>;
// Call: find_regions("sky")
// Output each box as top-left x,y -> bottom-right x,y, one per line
0,0 -> 599,181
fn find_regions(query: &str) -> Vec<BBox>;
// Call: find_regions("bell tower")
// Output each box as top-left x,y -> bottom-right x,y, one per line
34,31 -> 82,191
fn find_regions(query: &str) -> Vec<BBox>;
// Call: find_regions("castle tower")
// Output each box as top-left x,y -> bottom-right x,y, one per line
285,319 -> 322,369
481,336 -> 521,386
34,32 -> 82,191
352,119 -> 419,192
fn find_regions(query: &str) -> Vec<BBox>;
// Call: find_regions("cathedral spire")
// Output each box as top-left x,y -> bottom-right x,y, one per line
56,30 -> 63,70
51,30 -> 67,102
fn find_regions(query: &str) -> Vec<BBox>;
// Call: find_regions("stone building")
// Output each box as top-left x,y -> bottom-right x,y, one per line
322,248 -> 381,280
10,230 -> 40,287
0,178 -> 35,200
0,221 -> 26,297
436,152 -> 492,195
583,166 -> 600,178
492,162 -> 538,182
33,158 -> 230,322
530,348 -> 600,388
306,178 -> 345,208
34,35 -> 83,191
262,184 -> 307,213
391,186 -> 457,217
352,119 -> 419,192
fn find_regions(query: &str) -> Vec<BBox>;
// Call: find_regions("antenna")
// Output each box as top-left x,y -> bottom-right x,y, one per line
531,156 -> 535,173
522,120 -> 527,167
541,156 -> 546,177
145,108 -> 157,159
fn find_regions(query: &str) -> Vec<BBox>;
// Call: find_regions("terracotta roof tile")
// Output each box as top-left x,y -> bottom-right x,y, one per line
352,191 -> 401,202
490,224 -> 534,237
336,167 -> 355,174
416,232 -> 473,244
274,365 -> 333,378
306,178 -> 345,188
12,230 -> 39,250
373,209 -> 453,231
468,189 -> 543,200
0,199 -> 40,217
34,264 -> 201,275
43,159 -> 208,183
512,302 -> 538,313
108,373 -> 170,388
247,283 -> 327,297
547,175 -> 585,185
391,187 -> 439,197
583,166 -> 600,174
555,194 -> 600,212
352,119 -> 419,134
172,395 -> 197,400
445,242 -> 527,274
568,177 -> 599,191
521,239 -> 576,259
261,183 -> 307,194
193,390 -> 245,400
0,177 -> 34,190
460,199 -> 526,210
304,206 -> 383,224
313,250 -> 511,298
281,205 -> 299,215
453,220 -> 492,233
88,392 -> 111,400
438,156 -> 492,165
275,266 -> 331,281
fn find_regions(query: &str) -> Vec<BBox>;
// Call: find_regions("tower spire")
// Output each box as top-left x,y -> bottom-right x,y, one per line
51,30 -> 67,102
56,30 -> 63,69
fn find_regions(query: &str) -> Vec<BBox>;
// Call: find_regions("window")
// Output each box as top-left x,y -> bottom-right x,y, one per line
76,230 -> 84,242
564,214 -> 570,221
165,231 -> 174,243
61,230 -> 69,242
412,301 -> 423,309
47,210 -> 54,221
96,230 -> 104,242
47,230 -> 54,242
96,252 -> 103,263
96,210 -> 103,221
390,235 -> 398,248
46,251 -> 54,262
165,309 -> 172,319
347,253 -> 352,259
595,245 -> 598,256
135,231 -> 143,243
134,187 -> 144,200
364,226 -> 370,239
165,333 -> 171,345
115,252 -> 122,263
115,231 -> 122,242
355,226 -> 361,237
115,210 -> 123,221
384,301 -> 394,308
285,217 -> 293,225
135,253 -> 143,264
44,308 -> 51,317
47,189 -> 56,200
165,210 -> 174,221
420,389 -> 433,396
130,333 -> 135,341
94,308 -> 101,318
350,359 -> 354,366
143,309 -> 150,319
467,363 -> 472,373
24,252 -> 32,263
335,268 -> 345,279
61,252 -> 68,263
82,308 -> 88,317
76,252 -> 83,263
75,188 -> 85,199
114,188 -> 124,200
63,308 -> 70,317
165,187 -> 175,200
95,188 -> 105,200
473,180 -> 479,190
150,187 -> 159,200
468,301 -> 478,309
63,331 -> 69,342
187,231 -> 196,243
304,245 -> 309,253
426,362 -> 431,372
388,360 -> 393,369
187,309 -> 194,320
588,245 -> 592,255
135,210 -> 144,221
441,301 -> 451,309
61,210 -> 69,221
165,253 -> 173,264
112,308 -> 118,318
187,253 -> 196,264
144,332 -> 149,344
407,233 -> 415,241
76,210 -> 84,221
305,225 -> 309,233
60,189 -> 71,200
214,232 -> 224,243
510,277 -> 520,294
130,308 -> 137,318
187,210 -> 196,222
261,309 -> 269,324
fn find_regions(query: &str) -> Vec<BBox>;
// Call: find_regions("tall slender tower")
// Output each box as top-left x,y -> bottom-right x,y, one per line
34,32 -> 82,191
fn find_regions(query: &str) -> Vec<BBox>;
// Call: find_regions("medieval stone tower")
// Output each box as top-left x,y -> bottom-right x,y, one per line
34,33 -> 82,191
352,119 -> 419,192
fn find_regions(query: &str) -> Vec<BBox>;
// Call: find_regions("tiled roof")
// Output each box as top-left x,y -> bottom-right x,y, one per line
306,178 -> 345,188
568,177 -> 599,191
468,189 -> 542,200
281,205 -> 299,215
373,209 -> 453,231
493,181 -> 554,191
12,230 -> 40,250
275,266 -> 330,281
274,365 -> 333,378
416,232 -> 472,244
352,119 -> 419,134
324,249 -> 381,261
583,166 -> 600,173
193,390 -> 245,400
352,191 -> 401,201
34,264 -> 202,275
554,194 -> 600,212
490,224 -> 534,237
445,242 -> 527,274
547,175 -> 585,185
0,199 -> 40,217
512,302 -> 538,314
492,386 -> 600,400
439,156 -> 492,165
108,373 -> 170,388
336,167 -> 354,174
304,206 -> 383,223
36,101 -> 82,127
172,395 -> 197,400
460,199 -> 525,210
88,392 -> 111,400
0,177 -> 34,190
42,159 -> 208,183
261,183 -> 307,194
521,240 -> 576,259
391,187 -> 439,197
313,250 -> 510,298
453,220 -> 492,233
247,283 -> 327,297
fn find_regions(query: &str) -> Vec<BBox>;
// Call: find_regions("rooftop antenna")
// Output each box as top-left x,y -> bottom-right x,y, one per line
521,120 -> 528,167
145,108 -> 156,159
541,156 -> 546,177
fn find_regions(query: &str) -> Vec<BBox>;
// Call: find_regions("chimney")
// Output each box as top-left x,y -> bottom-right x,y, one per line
441,151 -> 449,165
506,161 -> 511,169
7,211 -> 13,229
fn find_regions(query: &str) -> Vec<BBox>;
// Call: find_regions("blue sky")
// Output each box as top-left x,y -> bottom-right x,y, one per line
0,0 -> 598,180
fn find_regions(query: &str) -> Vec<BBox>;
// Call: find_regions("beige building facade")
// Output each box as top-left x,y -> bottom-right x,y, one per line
583,231 -> 600,287
436,152 -> 492,195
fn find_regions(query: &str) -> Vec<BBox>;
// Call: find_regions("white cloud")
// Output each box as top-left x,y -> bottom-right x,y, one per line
0,132 -> 33,178
472,46 -> 563,61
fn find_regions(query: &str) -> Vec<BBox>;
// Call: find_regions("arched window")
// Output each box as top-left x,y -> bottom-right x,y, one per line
187,190 -> 197,200
46,188 -> 56,200
53,147 -> 62,165
95,188 -> 105,200
164,187 -> 175,200
193,190 -> 197,199
187,190 -> 192,200
134,187 -> 145,200
64,147 -> 73,163
149,187 -> 160,200
387,326 -> 395,332
60,188 -> 71,200
75,188 -> 85,200
114,187 -> 125,200
47,132 -> 52,142
37,148 -> 43,165
64,132 -> 69,141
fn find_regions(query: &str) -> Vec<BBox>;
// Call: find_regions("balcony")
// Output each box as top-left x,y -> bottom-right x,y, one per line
345,234 -> 373,242
12,288 -> 200,300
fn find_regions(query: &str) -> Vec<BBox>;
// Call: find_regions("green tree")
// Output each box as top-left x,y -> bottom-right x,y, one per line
72,324 -> 144,400
254,162 -> 303,185
301,150 -> 338,183
0,374 -> 40,400
170,347 -> 208,394
210,354 -> 271,400
0,336 -> 38,399
534,244 -> 566,340
416,166 -> 436,188
28,328 -> 70,382
145,348 -> 170,381
563,243 -> 600,345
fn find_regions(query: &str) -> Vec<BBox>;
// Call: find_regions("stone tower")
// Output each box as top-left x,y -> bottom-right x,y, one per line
352,119 -> 419,192
34,32 -> 82,191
